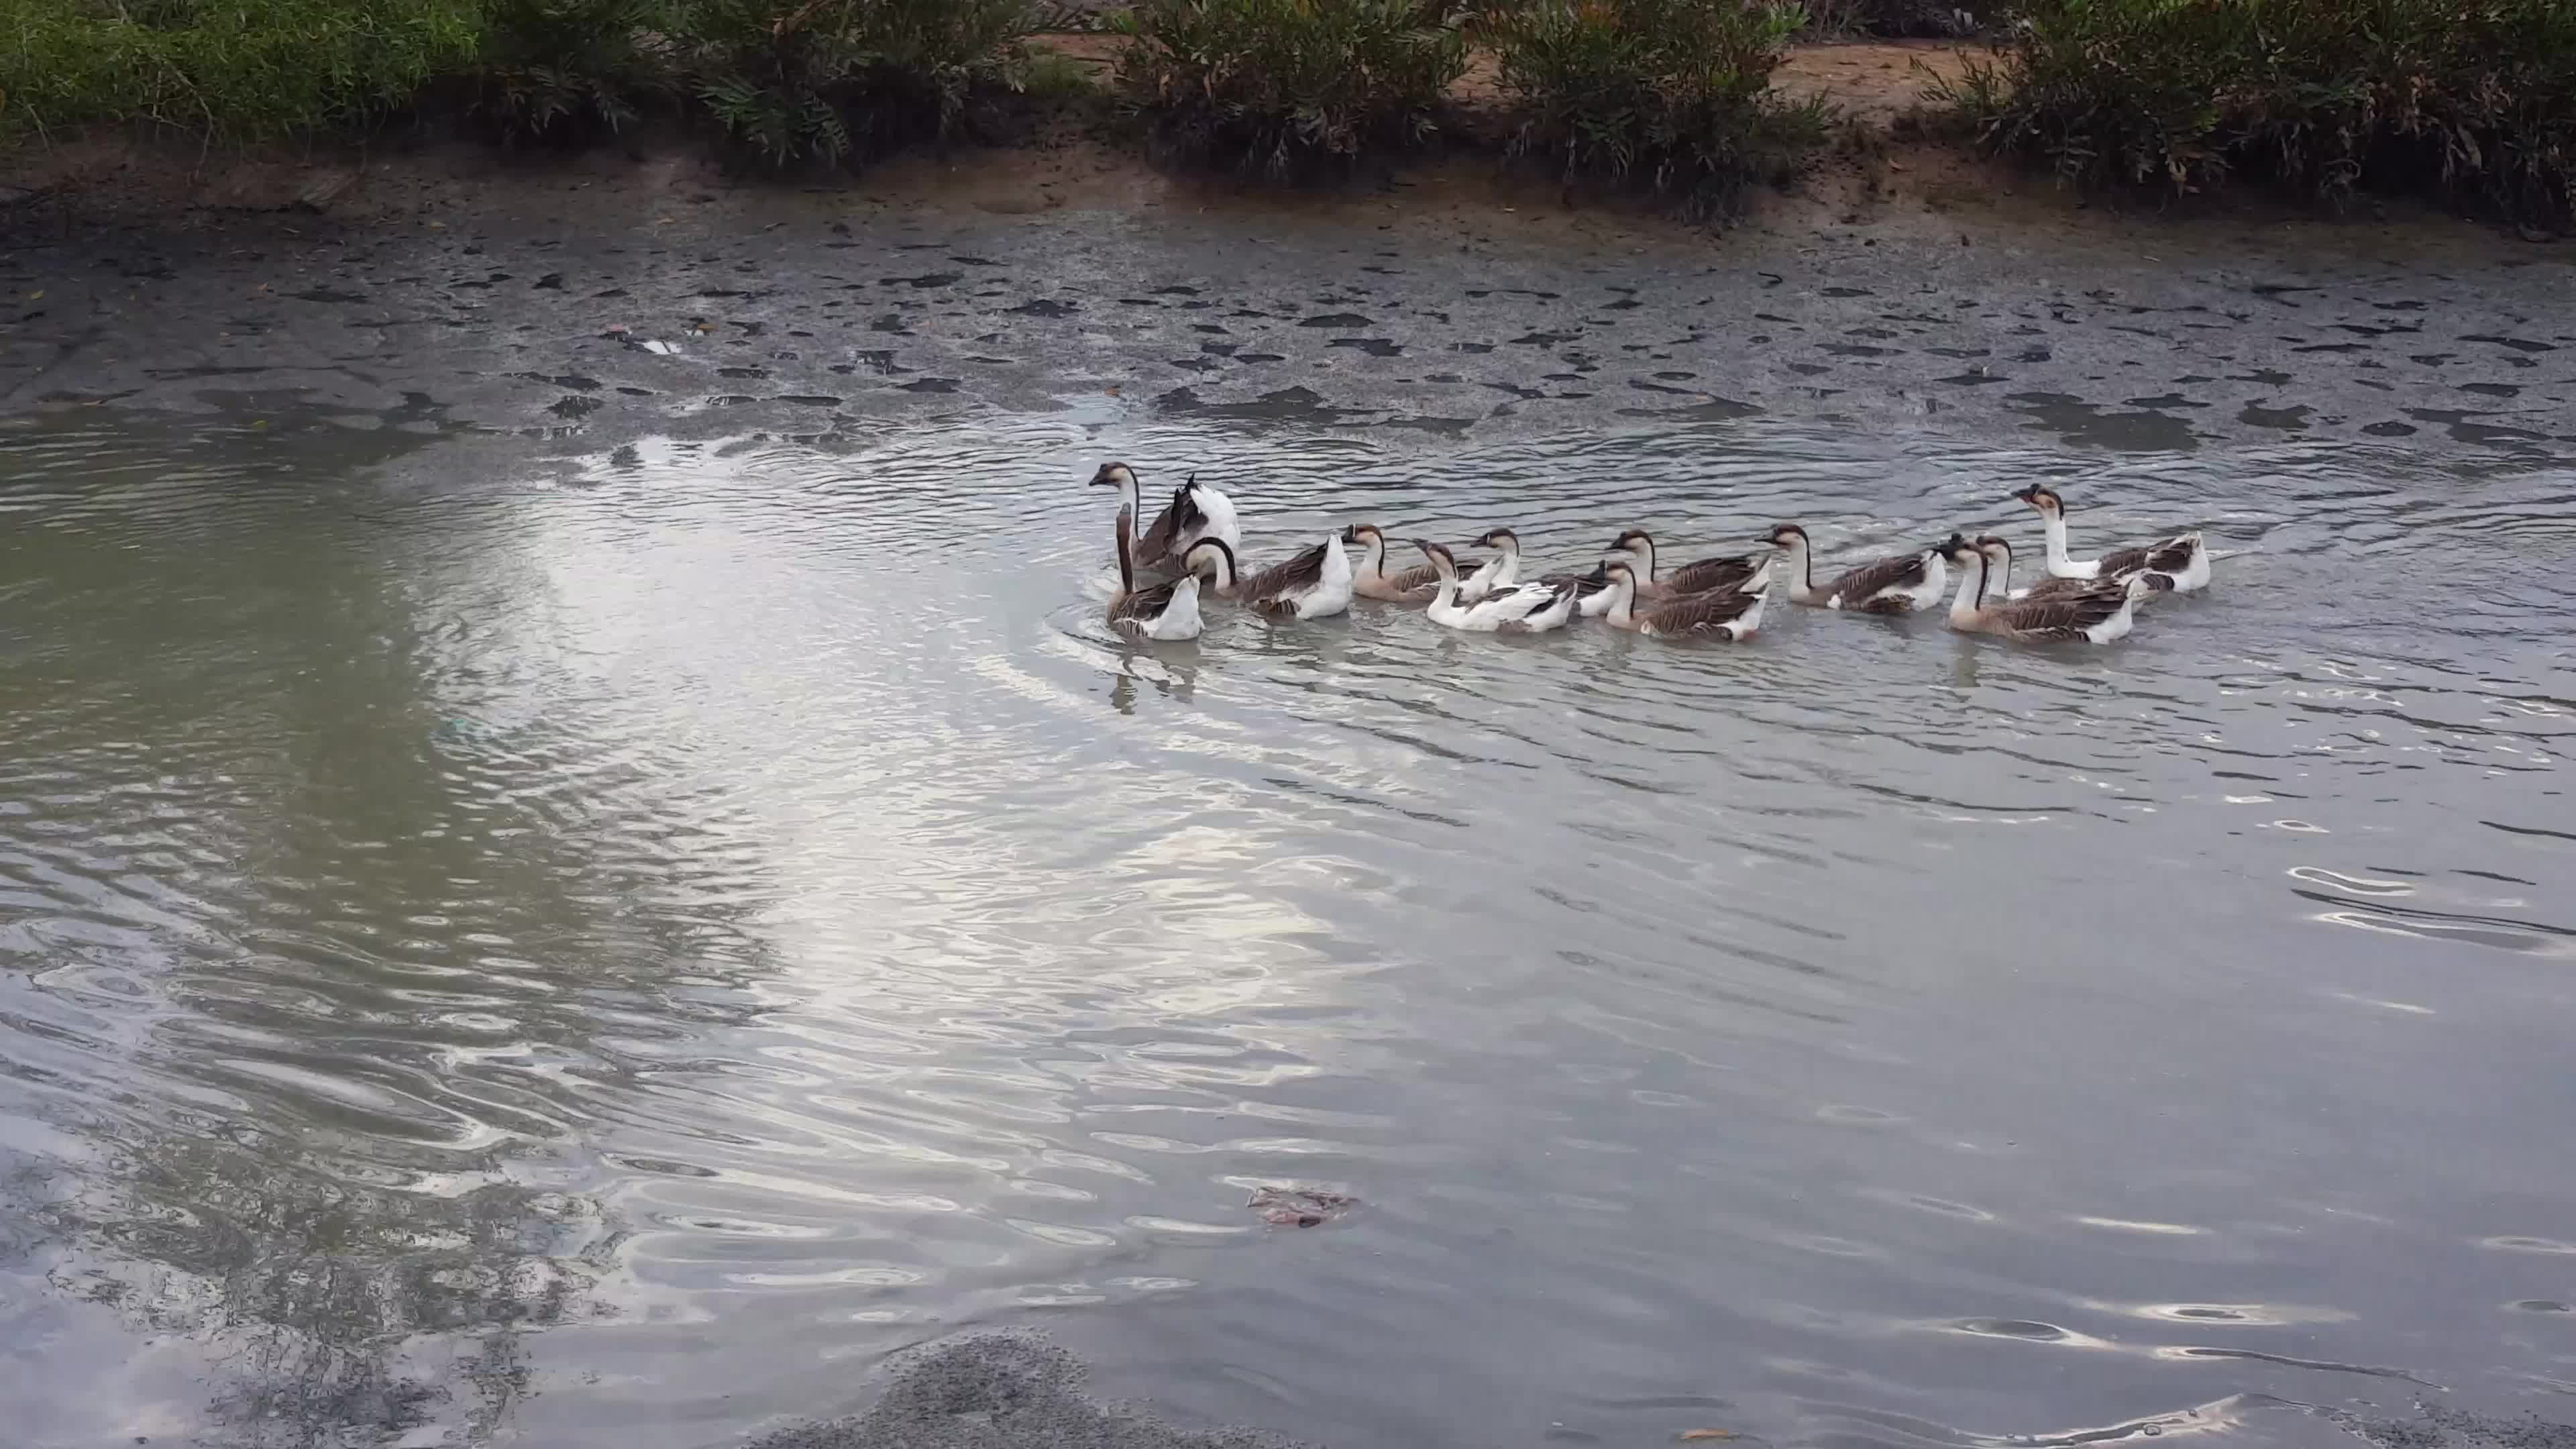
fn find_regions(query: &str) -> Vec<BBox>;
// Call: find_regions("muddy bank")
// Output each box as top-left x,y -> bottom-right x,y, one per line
2,124 -> 2569,460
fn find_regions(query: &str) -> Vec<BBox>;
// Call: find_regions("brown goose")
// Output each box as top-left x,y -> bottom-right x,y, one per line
1104,506 -> 1204,641
1190,535 -> 1354,619
1766,523 -> 1948,613
1598,561 -> 1766,641
2012,484 -> 2208,592
1610,529 -> 1774,599
1975,534 -> 2117,604
1939,535 -> 2148,643
1344,523 -> 1499,603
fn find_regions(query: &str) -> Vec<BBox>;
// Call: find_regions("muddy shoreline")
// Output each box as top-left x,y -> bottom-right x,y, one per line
3,119 -> 2570,462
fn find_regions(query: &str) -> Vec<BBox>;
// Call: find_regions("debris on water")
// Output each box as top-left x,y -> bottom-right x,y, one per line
1678,1432 -> 1738,1442
1249,1187 -> 1353,1228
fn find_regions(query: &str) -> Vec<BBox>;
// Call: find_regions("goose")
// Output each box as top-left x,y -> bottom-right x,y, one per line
2010,484 -> 2208,592
1089,462 -> 1241,577
1343,522 -> 1501,604
1610,529 -> 1775,600
1189,535 -> 1354,619
1938,535 -> 2149,643
1598,561 -> 1766,641
1976,533 -> 2145,604
1764,523 -> 1947,613
1103,506 -> 1204,641
1415,541 -> 1579,634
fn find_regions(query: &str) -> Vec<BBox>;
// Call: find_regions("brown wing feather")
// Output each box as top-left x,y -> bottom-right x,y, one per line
2141,535 -> 2198,573
2015,574 -> 2101,602
1383,560 -> 1444,595
1109,580 -> 1184,632
1825,551 -> 1927,606
1239,541 -> 1328,604
1987,584 -> 2130,640
1665,553 -> 1767,594
1645,588 -> 1760,634
1132,485 -> 1203,566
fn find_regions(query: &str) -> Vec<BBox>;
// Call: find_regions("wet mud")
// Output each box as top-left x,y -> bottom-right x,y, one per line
3,144 -> 2570,460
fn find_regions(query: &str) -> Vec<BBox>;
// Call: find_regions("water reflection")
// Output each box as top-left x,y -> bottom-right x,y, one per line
2,410 -> 2572,1448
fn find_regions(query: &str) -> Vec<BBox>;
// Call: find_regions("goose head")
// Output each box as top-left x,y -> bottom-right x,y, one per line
1474,527 -> 1521,555
1183,536 -> 1238,590
2011,484 -> 2065,519
1088,462 -> 1138,490
1935,533 -> 1980,569
1411,539 -> 1460,579
1974,533 -> 2015,568
1342,522 -> 1383,547
1761,523 -> 1808,551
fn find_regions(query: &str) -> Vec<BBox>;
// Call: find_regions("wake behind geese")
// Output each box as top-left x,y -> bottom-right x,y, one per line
1344,522 -> 1501,604
1191,535 -> 1354,619
1942,535 -> 2149,643
1768,523 -> 1948,613
1599,561 -> 1766,640
1091,462 -> 1241,578
1415,541 -> 1578,633
2011,484 -> 2208,592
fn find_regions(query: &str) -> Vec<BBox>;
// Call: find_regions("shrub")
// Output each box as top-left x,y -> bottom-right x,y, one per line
1110,0 -> 1470,176
672,0 -> 1033,170
1945,0 -> 2576,231
0,0 -> 481,138
1484,0 -> 1825,220
473,0 -> 678,146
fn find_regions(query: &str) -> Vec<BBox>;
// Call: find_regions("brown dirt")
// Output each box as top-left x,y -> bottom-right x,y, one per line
1770,39 -> 1978,126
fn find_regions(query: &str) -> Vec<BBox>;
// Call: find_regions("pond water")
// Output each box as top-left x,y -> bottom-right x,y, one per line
2,408 -> 2571,1449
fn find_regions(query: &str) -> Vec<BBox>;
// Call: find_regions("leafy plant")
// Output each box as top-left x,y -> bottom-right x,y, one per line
1483,0 -> 1823,220
1941,0 -> 2576,231
672,0 -> 1032,170
474,0 -> 677,146
0,0 -> 481,138
1110,0 -> 1469,176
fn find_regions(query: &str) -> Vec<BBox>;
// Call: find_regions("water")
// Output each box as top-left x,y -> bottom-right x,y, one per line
3,407 -> 2572,1449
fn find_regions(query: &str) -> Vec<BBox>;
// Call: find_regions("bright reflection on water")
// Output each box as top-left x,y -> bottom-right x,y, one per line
1,409 -> 2572,1449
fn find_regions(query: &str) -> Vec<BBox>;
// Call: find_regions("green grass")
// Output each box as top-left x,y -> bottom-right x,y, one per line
1109,0 -> 1470,176
0,0 -> 483,138
1941,0 -> 2576,231
1483,0 -> 1827,221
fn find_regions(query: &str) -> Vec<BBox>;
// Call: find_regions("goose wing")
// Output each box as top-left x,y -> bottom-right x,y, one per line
1666,552 -> 1767,594
1645,588 -> 1761,634
1132,484 -> 1203,566
1109,579 -> 1185,629
1824,551 -> 1929,606
1481,579 -> 1572,626
1240,541 -> 1330,604
2098,532 -> 2196,578
1381,559 -> 1445,594
1988,583 -> 2132,641
2014,573 -> 2103,603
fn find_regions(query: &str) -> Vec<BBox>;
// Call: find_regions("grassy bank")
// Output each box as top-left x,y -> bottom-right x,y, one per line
1943,0 -> 2576,231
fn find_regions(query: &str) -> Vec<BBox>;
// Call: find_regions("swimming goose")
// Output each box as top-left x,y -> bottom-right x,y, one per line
1089,462 -> 1241,576
2011,484 -> 2208,592
1104,506 -> 1204,640
1344,522 -> 1501,603
1189,535 -> 1354,619
1611,529 -> 1774,600
1939,535 -> 2148,643
1765,524 -> 1947,612
1974,533 -> 2126,604
1415,541 -> 1578,634
1599,561 -> 1766,641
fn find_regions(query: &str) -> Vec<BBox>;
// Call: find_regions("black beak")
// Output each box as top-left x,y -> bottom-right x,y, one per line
1339,525 -> 1359,543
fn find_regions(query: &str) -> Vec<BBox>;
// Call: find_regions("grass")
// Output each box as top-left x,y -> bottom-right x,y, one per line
0,0 -> 483,139
1108,0 -> 1470,176
1483,0 -> 1830,221
1939,0 -> 2576,231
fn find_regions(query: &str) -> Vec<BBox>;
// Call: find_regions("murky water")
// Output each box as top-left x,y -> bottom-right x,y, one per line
3,407 -> 2572,1449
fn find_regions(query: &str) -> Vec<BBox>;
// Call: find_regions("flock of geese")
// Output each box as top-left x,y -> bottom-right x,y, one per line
1090,462 -> 2214,647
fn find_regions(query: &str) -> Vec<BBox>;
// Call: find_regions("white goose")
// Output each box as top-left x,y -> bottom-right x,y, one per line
1415,541 -> 1578,634
1102,509 -> 1205,641
1191,535 -> 1353,619
2011,484 -> 2210,592
1090,462 -> 1241,580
